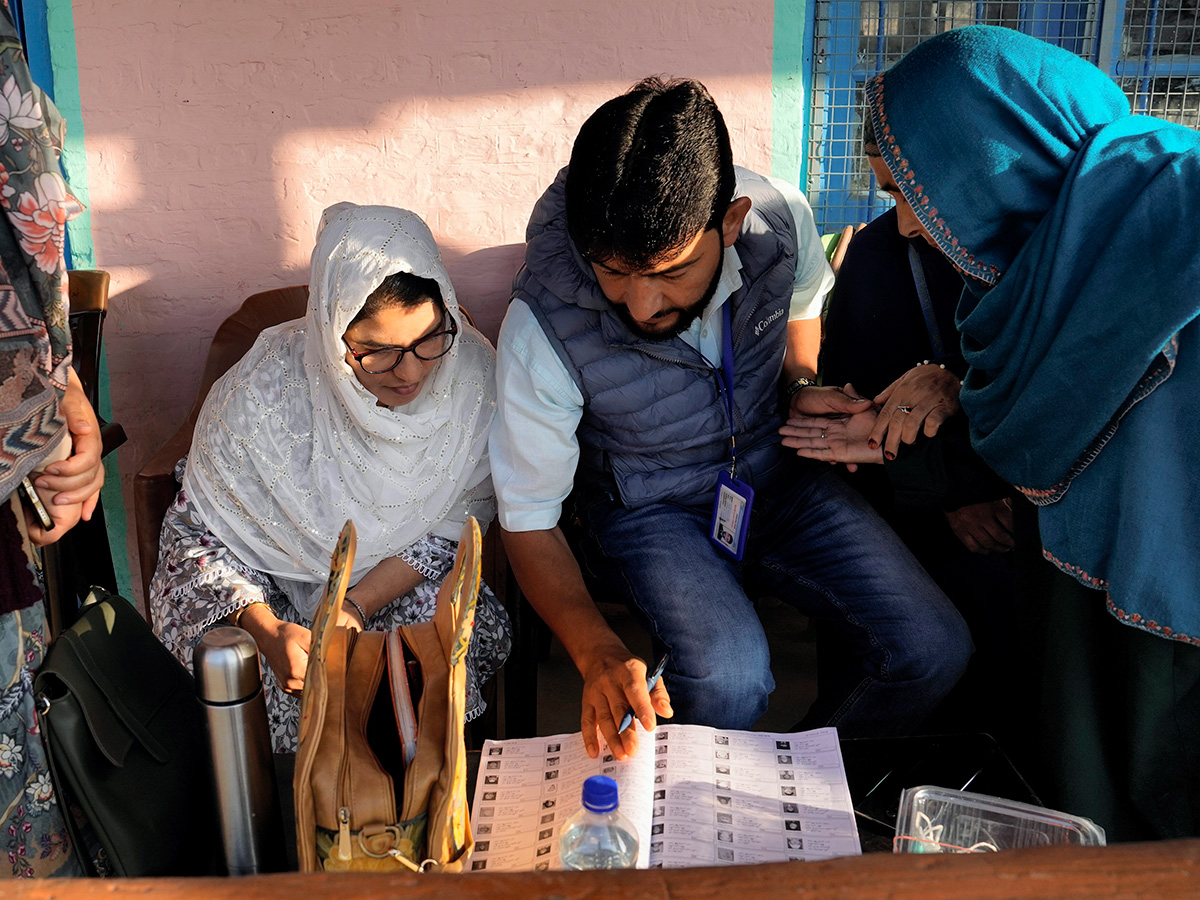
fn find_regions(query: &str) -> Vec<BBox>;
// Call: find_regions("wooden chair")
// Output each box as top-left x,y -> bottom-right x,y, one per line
134,286 -> 309,611
41,269 -> 129,637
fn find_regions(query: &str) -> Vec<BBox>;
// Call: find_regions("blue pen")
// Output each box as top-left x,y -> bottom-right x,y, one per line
618,653 -> 669,733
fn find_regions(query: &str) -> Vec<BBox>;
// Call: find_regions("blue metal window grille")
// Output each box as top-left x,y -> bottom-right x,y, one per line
807,0 -> 1200,232
7,0 -> 54,101
1110,0 -> 1200,123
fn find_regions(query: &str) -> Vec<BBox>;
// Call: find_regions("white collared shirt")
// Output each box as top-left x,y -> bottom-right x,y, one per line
490,175 -> 834,532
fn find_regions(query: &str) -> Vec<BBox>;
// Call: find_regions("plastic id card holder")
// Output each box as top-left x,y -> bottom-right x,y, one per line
710,470 -> 753,561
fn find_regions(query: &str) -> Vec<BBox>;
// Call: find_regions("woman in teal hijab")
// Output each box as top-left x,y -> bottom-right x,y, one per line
863,25 -> 1200,840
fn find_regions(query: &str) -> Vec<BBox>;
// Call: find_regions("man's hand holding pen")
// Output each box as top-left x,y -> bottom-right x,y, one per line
579,645 -> 673,761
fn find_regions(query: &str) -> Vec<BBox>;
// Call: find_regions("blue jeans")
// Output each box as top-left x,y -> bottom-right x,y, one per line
574,459 -> 972,737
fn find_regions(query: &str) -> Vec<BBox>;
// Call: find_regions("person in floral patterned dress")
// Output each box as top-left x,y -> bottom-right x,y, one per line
0,1 -> 103,879
150,203 -> 511,753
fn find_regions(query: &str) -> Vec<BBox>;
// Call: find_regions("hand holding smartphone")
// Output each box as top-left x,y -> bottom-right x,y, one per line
20,436 -> 73,536
19,476 -> 54,530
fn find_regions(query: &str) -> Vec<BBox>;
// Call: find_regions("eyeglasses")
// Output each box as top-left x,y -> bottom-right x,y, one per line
342,312 -> 458,374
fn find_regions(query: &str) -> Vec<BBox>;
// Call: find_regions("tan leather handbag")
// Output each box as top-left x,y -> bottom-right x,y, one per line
293,518 -> 479,873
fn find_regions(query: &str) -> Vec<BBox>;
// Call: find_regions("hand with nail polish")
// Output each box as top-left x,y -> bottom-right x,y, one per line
867,365 -> 961,462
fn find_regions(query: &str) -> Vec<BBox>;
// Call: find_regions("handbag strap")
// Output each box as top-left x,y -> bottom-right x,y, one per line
305,523 -> 357,691
295,520 -> 357,873
440,518 -> 481,663
400,517 -> 481,868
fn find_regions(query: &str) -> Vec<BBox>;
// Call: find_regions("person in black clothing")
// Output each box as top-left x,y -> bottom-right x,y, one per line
796,207 -> 1015,737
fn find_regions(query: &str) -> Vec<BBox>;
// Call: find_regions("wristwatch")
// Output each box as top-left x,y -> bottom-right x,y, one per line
783,377 -> 816,398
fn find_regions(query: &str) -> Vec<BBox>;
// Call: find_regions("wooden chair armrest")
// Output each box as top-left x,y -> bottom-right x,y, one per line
100,422 -> 127,458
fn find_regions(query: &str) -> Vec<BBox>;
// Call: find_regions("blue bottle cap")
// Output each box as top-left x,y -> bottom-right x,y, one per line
581,775 -> 619,812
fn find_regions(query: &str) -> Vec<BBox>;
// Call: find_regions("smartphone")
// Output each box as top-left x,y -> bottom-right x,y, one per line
19,476 -> 54,530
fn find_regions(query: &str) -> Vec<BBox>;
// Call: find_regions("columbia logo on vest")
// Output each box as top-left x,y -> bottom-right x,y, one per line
754,308 -> 786,336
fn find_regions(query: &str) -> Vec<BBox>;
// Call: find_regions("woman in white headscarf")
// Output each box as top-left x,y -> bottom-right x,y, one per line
150,204 -> 511,752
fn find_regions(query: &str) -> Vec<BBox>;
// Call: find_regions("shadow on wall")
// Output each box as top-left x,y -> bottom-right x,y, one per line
73,0 -> 778,591
79,1 -> 777,448
443,242 -> 525,344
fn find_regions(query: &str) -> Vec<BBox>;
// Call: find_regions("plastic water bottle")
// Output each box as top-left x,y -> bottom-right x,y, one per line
559,775 -> 640,870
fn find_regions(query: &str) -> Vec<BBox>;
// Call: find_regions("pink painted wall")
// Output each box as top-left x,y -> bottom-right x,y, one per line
70,0 -> 777,588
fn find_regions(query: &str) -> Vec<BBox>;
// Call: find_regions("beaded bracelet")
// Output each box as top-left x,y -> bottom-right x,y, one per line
343,594 -> 368,625
917,359 -> 962,387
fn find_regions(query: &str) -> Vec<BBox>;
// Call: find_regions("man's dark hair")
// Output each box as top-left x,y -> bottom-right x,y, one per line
565,77 -> 735,270
349,270 -> 444,327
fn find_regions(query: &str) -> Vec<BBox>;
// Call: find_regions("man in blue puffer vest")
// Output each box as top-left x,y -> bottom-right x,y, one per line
490,77 -> 971,760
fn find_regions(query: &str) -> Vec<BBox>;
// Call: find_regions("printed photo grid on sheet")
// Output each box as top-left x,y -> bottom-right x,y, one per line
468,726 -> 860,871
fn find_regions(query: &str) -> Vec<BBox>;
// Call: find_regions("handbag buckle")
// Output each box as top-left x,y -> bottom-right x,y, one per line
358,824 -> 404,859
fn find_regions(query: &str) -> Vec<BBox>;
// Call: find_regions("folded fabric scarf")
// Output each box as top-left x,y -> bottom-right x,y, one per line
866,25 -> 1200,643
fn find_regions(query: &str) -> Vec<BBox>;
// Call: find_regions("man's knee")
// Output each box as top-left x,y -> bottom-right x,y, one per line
892,607 -> 974,692
669,636 -> 774,728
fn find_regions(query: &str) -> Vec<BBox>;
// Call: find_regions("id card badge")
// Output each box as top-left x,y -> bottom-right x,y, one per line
710,469 -> 754,561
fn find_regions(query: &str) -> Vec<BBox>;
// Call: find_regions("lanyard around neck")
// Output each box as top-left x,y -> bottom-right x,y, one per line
907,243 -> 946,359
719,300 -> 738,477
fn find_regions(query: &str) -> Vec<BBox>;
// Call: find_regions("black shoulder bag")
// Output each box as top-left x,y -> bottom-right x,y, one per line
34,588 -> 219,876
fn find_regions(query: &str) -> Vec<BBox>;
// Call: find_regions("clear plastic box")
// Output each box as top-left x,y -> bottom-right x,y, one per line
894,785 -> 1106,853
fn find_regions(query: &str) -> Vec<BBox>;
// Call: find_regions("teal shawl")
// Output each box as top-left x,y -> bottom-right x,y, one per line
866,26 -> 1200,644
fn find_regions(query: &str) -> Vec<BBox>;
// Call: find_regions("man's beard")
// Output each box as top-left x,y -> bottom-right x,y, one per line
613,251 -> 725,342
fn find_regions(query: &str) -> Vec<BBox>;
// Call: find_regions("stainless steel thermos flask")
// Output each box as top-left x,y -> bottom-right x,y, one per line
195,627 -> 285,874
